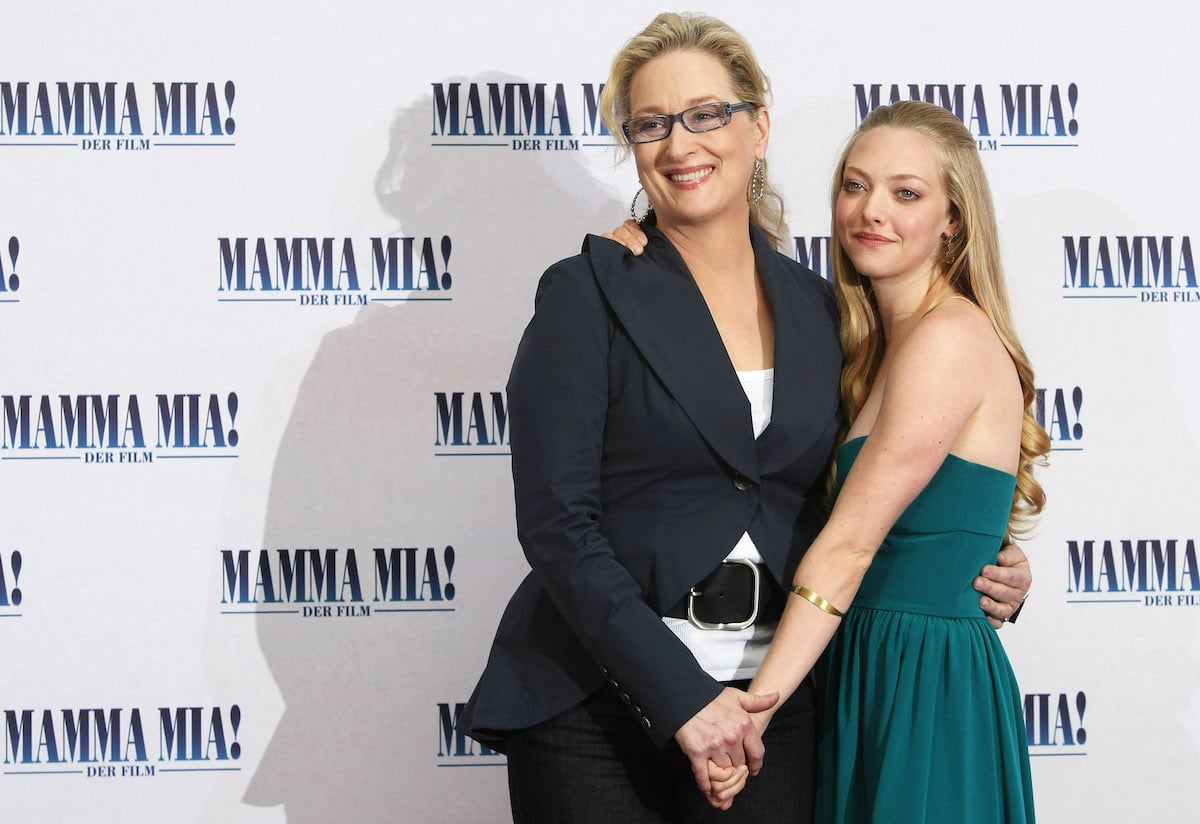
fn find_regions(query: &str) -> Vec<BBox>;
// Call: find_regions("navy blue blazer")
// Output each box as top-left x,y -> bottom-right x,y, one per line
463,224 -> 842,750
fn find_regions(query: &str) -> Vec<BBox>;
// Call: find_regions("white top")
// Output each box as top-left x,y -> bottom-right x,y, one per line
662,368 -> 776,681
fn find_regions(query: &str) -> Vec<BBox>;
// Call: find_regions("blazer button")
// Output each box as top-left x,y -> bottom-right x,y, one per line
732,474 -> 752,491
641,717 -> 653,730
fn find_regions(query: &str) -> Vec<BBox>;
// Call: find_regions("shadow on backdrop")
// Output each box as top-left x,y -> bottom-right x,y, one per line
242,75 -> 622,822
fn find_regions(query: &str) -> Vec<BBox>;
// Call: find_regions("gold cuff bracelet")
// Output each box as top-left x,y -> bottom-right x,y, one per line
791,585 -> 845,618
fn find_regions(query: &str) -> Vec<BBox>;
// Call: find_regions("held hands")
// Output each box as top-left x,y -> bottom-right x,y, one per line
673,687 -> 778,809
705,760 -> 749,808
702,706 -> 772,807
975,543 -> 1033,628
601,219 -> 649,255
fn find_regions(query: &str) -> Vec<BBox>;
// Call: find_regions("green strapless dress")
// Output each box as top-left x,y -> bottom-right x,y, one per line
816,436 -> 1035,823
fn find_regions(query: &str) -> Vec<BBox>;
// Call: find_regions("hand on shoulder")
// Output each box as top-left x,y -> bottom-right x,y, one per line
601,219 -> 648,255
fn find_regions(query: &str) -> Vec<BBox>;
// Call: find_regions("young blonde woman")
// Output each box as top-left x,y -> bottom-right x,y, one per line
724,101 -> 1047,821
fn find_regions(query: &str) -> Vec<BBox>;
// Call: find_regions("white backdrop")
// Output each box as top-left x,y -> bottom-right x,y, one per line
2,1 -> 1198,821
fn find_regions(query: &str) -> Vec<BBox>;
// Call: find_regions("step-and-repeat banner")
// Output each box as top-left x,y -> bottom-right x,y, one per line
3,2 -> 1197,821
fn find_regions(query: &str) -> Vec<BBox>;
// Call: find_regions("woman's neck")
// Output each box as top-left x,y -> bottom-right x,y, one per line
875,271 -> 953,347
658,217 -> 756,282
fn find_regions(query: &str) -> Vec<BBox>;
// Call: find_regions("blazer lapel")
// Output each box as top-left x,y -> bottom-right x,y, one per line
750,227 -> 843,476
585,232 -> 760,484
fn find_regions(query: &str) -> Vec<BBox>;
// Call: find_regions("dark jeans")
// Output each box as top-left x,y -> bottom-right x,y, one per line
506,677 -> 817,823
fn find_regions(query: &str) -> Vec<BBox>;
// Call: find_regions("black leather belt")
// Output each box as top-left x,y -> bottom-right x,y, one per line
664,559 -> 786,630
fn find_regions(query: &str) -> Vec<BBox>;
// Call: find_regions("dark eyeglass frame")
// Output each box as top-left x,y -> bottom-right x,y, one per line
621,101 -> 758,144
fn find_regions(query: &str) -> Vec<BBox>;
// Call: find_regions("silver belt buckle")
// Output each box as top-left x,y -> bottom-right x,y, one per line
686,558 -> 760,631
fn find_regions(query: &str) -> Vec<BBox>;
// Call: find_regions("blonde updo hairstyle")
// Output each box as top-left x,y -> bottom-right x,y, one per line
599,12 -> 786,248
830,101 -> 1049,534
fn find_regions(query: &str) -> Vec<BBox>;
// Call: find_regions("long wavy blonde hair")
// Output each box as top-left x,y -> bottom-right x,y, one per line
831,101 -> 1049,535
598,12 -> 787,248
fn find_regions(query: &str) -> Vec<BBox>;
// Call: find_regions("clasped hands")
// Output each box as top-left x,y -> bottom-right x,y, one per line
673,686 -> 777,810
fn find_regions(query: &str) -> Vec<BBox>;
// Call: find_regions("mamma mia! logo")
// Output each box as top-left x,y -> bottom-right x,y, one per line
0,81 -> 236,150
436,701 -> 503,767
217,236 -> 453,304
792,236 -> 832,281
1025,691 -> 1088,756
1067,539 -> 1200,605
1062,235 -> 1197,301
435,391 -> 508,456
1034,386 -> 1084,452
0,236 -> 19,304
430,81 -> 610,151
3,705 -> 244,777
1,393 -> 240,463
855,83 -> 1079,150
219,546 -> 457,618
0,550 -> 21,617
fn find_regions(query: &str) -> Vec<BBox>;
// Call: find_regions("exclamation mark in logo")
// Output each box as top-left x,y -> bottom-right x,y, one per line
2,236 -> 18,294
230,704 -> 241,759
443,546 -> 455,600
7,550 -> 21,607
227,392 -> 239,447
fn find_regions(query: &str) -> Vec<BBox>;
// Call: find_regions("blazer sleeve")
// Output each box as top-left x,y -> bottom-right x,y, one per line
506,258 -> 723,747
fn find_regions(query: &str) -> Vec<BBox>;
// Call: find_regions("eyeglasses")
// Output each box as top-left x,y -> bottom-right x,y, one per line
622,101 -> 757,144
